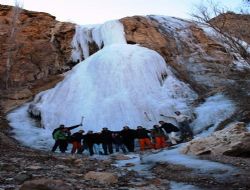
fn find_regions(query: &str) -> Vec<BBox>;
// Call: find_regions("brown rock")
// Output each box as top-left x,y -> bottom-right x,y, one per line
84,171 -> 118,184
20,178 -> 74,190
182,122 -> 250,157
210,12 -> 250,44
0,5 -> 75,89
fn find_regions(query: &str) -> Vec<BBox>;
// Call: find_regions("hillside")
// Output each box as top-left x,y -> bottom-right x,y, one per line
0,4 -> 250,190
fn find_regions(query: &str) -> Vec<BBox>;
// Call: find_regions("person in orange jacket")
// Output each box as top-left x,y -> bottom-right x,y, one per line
70,130 -> 84,154
151,125 -> 167,149
136,126 -> 153,151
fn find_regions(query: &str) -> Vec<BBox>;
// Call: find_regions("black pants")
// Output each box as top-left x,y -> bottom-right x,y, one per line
52,140 -> 59,152
115,143 -> 127,153
102,143 -> 113,155
87,143 -> 94,156
180,121 -> 193,142
59,140 -> 68,153
124,140 -> 135,152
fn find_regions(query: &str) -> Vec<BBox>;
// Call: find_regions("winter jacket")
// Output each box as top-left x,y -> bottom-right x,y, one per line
161,123 -> 180,133
120,129 -> 136,142
54,130 -> 68,140
151,128 -> 165,138
171,114 -> 190,123
136,128 -> 151,139
100,130 -> 113,144
71,132 -> 84,142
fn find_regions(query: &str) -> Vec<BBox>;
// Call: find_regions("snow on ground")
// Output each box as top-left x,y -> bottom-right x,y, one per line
191,94 -> 236,136
247,123 -> 250,131
170,181 -> 201,190
116,145 -> 235,180
143,146 -> 235,178
7,104 -> 54,150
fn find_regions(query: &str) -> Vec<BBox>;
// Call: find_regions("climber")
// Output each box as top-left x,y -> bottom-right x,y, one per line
51,122 -> 82,152
52,127 -> 70,153
159,121 -> 180,145
112,132 -> 127,153
160,111 -> 193,142
120,126 -> 136,152
136,126 -> 153,151
151,125 -> 167,149
100,127 -> 113,155
70,130 -> 85,154
83,130 -> 96,156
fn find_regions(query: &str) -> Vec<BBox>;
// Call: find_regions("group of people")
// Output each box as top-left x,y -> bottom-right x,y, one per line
51,111 -> 194,155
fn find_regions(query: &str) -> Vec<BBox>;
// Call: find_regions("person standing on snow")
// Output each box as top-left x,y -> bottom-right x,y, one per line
120,126 -> 136,152
53,127 -> 71,153
83,130 -> 96,156
70,130 -> 85,154
160,111 -> 193,142
151,125 -> 167,149
112,132 -> 127,153
159,121 -> 180,145
100,127 -> 113,155
51,123 -> 82,152
136,126 -> 153,151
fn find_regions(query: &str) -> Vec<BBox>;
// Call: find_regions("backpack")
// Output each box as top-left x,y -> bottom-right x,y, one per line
52,127 -> 60,139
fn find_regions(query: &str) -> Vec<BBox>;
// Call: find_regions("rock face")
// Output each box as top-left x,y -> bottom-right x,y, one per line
0,5 -> 75,89
182,122 -> 250,157
210,12 -> 250,44
120,16 -> 248,92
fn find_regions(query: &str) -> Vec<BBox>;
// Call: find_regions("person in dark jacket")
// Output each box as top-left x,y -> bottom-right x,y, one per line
151,125 -> 167,149
120,126 -> 136,152
70,130 -> 84,154
52,123 -> 82,152
136,126 -> 153,151
159,121 -> 180,145
112,132 -> 127,153
100,127 -> 113,155
83,130 -> 95,156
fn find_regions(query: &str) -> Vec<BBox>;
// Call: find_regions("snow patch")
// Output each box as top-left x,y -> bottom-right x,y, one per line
143,146 -> 235,178
170,181 -> 201,190
247,123 -> 250,132
7,104 -> 54,150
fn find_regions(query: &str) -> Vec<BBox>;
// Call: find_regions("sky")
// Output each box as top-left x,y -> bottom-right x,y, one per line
0,0 -> 247,25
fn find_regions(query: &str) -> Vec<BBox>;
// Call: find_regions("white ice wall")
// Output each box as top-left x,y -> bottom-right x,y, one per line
71,20 -> 126,62
29,44 -> 197,131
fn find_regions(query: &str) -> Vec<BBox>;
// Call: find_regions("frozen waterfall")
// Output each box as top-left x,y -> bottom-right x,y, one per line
71,20 -> 126,62
28,44 -> 197,131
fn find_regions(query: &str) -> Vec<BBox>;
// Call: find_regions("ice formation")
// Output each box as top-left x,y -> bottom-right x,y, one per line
29,44 -> 197,131
191,94 -> 236,135
71,20 -> 126,62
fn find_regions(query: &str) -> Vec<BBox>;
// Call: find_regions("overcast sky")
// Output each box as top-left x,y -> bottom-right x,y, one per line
0,0 -> 246,25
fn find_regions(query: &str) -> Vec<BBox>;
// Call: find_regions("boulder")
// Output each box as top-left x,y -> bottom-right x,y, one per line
20,178 -> 74,190
84,171 -> 118,184
182,122 -> 250,157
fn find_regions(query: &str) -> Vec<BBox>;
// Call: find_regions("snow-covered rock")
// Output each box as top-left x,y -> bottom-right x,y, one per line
182,122 -> 250,157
